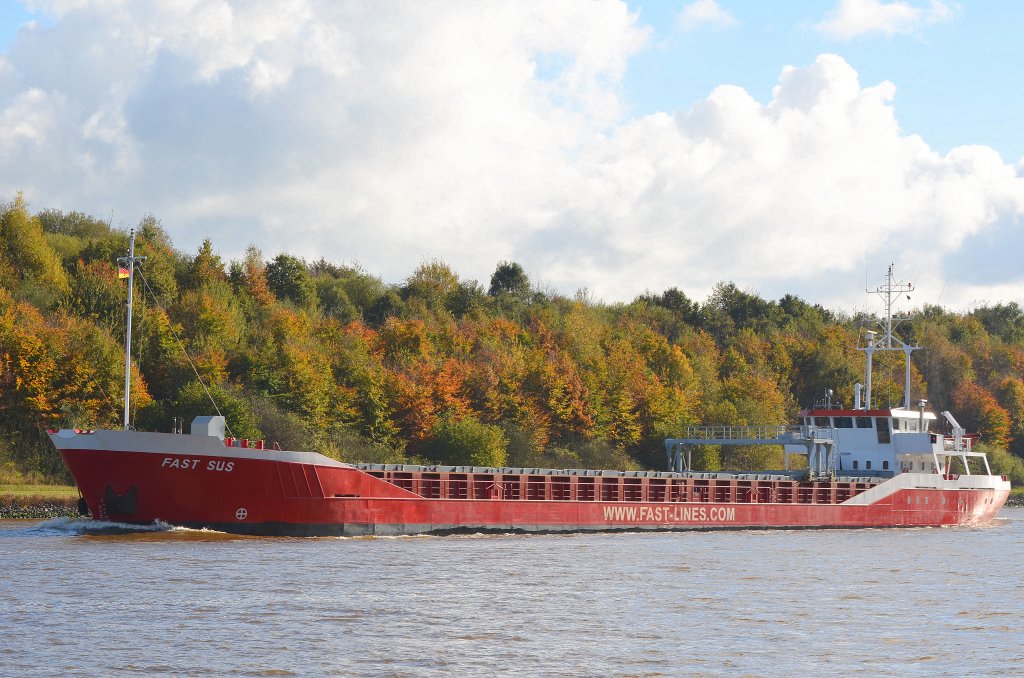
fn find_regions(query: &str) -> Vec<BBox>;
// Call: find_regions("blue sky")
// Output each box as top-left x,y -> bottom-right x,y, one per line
624,1 -> 1024,163
1,1 -> 1022,310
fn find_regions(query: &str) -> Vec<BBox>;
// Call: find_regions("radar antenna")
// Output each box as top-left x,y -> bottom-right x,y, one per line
858,264 -> 920,409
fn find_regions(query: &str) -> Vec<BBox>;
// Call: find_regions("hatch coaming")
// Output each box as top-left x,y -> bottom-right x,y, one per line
357,463 -> 883,505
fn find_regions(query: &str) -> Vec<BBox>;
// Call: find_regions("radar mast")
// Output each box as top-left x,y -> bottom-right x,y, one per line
858,264 -> 920,409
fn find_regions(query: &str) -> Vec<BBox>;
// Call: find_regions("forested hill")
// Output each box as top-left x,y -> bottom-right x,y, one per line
2,195 -> 1023,484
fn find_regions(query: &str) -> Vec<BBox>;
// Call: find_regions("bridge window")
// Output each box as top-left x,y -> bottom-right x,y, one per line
856,417 -> 872,428
853,460 -> 859,469
866,460 -> 872,470
815,417 -> 831,427
875,418 -> 891,444
882,460 -> 889,470
834,416 -> 853,428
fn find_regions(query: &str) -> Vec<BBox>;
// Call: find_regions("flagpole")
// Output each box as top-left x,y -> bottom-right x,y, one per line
119,230 -> 146,430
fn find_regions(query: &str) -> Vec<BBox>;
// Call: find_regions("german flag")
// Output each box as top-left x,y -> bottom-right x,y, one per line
118,267 -> 130,279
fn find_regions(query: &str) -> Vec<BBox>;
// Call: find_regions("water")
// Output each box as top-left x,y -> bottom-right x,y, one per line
2,510 -> 1023,677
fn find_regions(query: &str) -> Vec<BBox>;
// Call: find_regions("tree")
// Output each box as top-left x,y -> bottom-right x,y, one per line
790,325 -> 861,408
448,279 -> 486,318
779,293 -> 832,333
403,259 -> 460,315
38,208 -> 113,240
133,216 -> 181,302
488,261 -> 530,298
265,254 -> 316,310
971,303 -> 1024,344
953,382 -> 1011,451
315,277 -> 359,322
0,193 -> 71,304
994,377 -> 1024,456
701,281 -> 782,342
232,245 -> 274,309
183,239 -> 228,290
423,413 -> 508,467
161,380 -> 261,441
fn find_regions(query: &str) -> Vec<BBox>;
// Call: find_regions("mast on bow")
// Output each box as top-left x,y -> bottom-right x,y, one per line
117,230 -> 146,430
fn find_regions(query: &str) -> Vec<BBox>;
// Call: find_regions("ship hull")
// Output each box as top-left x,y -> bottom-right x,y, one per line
52,430 -> 1010,537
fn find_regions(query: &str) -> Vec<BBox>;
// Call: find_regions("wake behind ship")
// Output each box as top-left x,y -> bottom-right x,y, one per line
48,248 -> 1010,536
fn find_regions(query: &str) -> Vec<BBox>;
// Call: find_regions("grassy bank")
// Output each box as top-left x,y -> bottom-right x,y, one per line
1,484 -> 79,499
0,484 -> 81,519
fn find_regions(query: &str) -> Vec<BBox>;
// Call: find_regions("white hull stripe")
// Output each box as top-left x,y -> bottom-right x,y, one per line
841,472 -> 1009,505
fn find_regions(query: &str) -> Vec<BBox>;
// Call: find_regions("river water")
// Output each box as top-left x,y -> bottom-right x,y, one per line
2,509 -> 1022,677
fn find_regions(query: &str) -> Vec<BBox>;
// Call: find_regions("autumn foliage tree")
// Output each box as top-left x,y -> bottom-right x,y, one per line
2,196 -> 1024,482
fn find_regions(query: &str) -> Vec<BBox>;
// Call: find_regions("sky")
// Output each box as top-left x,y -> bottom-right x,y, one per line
1,0 -> 1023,313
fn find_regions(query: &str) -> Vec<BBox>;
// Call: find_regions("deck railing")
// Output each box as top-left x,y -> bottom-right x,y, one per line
682,425 -> 789,441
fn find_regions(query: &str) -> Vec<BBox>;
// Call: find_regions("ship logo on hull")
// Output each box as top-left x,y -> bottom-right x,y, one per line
235,508 -> 248,520
602,504 -> 736,523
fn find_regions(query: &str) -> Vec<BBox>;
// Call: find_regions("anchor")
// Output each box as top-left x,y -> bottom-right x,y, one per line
102,484 -> 138,515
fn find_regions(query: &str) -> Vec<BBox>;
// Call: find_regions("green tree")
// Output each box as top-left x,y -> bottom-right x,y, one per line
994,377 -> 1024,456
424,413 -> 508,467
0,193 -> 71,304
148,380 -> 262,441
133,216 -> 181,302
315,277 -> 360,322
701,281 -> 782,342
183,238 -> 228,290
265,254 -> 316,310
403,259 -> 460,315
488,261 -> 530,298
972,303 -> 1024,343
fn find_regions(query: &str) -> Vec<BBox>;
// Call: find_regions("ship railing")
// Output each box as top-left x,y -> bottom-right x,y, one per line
681,425 -> 833,442
683,425 -> 789,441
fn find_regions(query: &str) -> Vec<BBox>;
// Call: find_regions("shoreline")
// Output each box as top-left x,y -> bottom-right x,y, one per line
0,496 -> 81,520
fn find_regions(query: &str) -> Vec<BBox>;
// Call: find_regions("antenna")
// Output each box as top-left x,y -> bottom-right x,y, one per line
857,264 -> 920,409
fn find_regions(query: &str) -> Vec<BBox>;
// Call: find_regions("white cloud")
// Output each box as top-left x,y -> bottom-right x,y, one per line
678,0 -> 737,32
1,2 -> 1022,312
816,0 -> 955,40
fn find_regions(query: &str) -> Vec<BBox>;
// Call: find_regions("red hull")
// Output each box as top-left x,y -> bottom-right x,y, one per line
55,435 -> 1010,536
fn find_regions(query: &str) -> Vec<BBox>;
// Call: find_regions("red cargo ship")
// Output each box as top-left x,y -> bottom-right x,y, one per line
48,249 -> 1010,535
